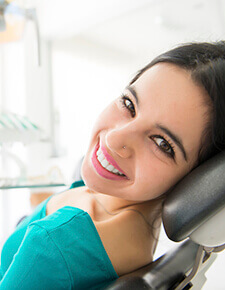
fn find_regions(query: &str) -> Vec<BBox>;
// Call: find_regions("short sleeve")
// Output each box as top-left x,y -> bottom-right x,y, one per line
0,223 -> 72,290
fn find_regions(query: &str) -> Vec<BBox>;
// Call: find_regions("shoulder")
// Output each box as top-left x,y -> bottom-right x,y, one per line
17,223 -> 64,257
94,208 -> 158,277
35,207 -> 87,234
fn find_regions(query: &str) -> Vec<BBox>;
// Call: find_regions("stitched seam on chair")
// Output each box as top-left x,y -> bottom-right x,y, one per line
33,224 -> 73,289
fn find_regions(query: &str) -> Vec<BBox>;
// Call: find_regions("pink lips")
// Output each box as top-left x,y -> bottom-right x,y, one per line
91,141 -> 128,181
100,143 -> 127,175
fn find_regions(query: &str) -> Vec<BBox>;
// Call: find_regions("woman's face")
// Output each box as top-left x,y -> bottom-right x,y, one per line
81,63 -> 210,202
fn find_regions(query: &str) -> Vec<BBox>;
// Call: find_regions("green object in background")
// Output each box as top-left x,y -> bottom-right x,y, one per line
0,111 -> 44,144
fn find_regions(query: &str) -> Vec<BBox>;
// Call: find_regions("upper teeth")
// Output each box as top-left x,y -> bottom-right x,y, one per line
97,147 -> 124,176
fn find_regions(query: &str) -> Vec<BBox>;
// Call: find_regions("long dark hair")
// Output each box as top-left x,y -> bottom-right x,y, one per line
130,41 -> 225,169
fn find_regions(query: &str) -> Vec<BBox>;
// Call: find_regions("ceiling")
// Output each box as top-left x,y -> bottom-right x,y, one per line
25,0 -> 225,61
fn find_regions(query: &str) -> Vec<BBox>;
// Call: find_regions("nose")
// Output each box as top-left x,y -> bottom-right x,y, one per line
105,122 -> 142,158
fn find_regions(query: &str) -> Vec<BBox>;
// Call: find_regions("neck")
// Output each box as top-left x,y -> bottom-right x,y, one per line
84,186 -> 163,218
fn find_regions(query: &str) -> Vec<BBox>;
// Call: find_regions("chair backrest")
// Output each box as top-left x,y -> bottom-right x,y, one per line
162,151 -> 225,247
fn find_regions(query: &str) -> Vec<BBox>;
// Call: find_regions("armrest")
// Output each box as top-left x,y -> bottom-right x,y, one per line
103,240 -> 199,290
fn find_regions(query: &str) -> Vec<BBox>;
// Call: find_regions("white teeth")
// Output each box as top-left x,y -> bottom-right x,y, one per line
106,164 -> 114,171
96,147 -> 125,176
98,153 -> 105,162
101,159 -> 109,167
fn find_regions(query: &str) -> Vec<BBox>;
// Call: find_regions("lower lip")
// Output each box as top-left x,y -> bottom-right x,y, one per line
91,143 -> 128,181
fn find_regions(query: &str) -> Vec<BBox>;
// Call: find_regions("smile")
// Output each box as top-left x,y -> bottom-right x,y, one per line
97,147 -> 125,176
91,142 -> 128,181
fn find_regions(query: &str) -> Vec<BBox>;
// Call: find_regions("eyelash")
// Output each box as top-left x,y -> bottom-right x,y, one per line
120,94 -> 136,117
119,94 -> 176,159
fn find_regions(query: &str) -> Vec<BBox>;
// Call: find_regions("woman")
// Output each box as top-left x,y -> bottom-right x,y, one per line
1,41 -> 225,289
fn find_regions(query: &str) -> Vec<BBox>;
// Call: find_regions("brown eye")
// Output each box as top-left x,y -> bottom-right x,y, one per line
155,137 -> 171,152
151,135 -> 175,159
120,95 -> 136,117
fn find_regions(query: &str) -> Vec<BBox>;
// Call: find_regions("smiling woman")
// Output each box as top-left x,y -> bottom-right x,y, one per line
82,62 -> 209,205
1,41 -> 225,289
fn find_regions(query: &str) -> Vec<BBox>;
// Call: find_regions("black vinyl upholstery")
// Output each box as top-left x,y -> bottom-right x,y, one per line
163,151 -> 225,241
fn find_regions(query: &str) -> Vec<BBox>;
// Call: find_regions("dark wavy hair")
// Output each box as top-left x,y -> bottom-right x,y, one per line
130,41 -> 225,169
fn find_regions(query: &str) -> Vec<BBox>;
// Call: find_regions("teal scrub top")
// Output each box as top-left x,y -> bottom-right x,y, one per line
0,180 -> 119,289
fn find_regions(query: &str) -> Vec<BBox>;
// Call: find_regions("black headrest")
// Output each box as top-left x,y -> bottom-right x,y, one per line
162,151 -> 225,242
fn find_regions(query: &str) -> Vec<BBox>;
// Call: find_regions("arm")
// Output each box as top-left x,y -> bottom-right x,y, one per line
0,224 -> 71,290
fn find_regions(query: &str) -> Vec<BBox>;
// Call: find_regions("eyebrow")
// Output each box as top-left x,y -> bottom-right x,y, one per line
125,85 -> 188,162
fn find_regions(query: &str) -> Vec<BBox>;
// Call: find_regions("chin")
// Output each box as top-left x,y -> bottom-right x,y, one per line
81,151 -> 129,198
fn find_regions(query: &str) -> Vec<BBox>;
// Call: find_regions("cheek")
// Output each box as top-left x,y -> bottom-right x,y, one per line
135,159 -> 188,199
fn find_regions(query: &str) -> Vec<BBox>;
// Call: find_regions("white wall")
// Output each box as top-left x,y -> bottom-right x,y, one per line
51,36 -> 138,181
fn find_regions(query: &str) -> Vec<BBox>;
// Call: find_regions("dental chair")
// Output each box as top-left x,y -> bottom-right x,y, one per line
101,151 -> 225,290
